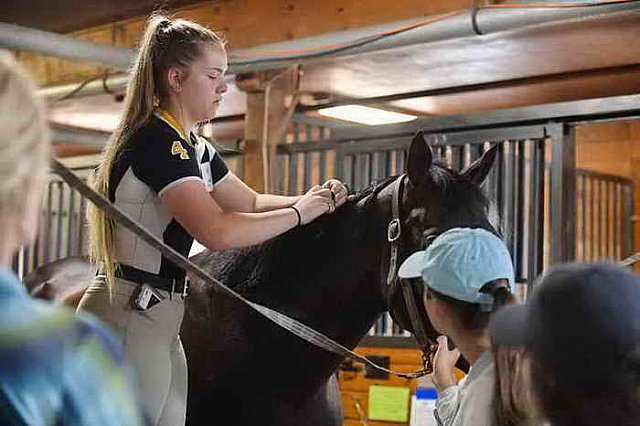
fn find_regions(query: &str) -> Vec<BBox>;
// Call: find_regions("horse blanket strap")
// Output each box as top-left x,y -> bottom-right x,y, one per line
386,174 -> 405,286
51,160 -> 427,380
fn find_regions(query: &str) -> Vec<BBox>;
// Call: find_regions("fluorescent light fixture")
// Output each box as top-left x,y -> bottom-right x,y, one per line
317,105 -> 416,125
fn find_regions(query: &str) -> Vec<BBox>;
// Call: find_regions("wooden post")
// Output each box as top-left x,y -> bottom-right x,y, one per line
549,122 -> 576,264
236,66 -> 300,192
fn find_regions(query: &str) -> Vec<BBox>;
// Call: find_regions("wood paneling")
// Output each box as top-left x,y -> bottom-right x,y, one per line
575,120 -> 640,264
339,346 -> 425,425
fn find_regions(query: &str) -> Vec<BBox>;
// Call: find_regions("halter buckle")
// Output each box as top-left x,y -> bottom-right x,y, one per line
387,218 -> 401,242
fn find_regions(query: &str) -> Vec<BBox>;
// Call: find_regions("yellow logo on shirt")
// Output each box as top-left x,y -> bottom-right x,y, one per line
171,141 -> 190,160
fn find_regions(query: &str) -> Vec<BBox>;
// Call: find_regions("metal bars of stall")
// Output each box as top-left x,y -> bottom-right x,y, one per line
12,171 -> 92,280
488,139 -> 547,288
421,125 -> 551,288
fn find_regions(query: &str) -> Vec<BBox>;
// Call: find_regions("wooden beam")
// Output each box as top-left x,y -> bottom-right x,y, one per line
15,0 -> 468,87
53,144 -> 102,157
238,67 -> 301,192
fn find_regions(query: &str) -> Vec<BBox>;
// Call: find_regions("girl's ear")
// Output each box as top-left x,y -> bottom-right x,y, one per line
167,67 -> 183,92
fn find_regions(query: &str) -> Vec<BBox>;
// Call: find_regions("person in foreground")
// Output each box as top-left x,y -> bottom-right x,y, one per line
398,227 -> 516,426
490,262 -> 640,426
0,55 -> 148,424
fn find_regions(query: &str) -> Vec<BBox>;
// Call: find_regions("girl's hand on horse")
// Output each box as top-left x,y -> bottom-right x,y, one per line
431,335 -> 460,393
294,185 -> 334,224
322,179 -> 348,210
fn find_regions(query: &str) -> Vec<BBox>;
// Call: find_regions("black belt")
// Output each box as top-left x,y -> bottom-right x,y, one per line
115,264 -> 189,295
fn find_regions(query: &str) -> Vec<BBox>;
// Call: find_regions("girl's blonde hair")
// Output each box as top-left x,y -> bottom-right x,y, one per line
88,14 -> 223,288
0,53 -> 50,219
492,346 -> 535,425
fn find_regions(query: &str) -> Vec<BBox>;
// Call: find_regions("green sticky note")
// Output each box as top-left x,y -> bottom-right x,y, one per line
368,385 -> 411,422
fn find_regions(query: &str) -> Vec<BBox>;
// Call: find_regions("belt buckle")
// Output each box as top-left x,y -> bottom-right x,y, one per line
171,278 -> 189,299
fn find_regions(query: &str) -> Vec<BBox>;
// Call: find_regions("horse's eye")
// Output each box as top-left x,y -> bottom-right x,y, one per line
407,208 -> 426,225
420,228 -> 439,249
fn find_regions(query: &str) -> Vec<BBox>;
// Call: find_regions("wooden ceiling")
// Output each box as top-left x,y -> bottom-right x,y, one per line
2,0 -> 206,33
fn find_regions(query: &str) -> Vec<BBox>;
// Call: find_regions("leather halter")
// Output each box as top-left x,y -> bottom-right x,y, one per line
386,174 -> 435,375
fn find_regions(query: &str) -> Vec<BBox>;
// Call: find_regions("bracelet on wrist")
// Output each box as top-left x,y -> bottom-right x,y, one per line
290,206 -> 302,227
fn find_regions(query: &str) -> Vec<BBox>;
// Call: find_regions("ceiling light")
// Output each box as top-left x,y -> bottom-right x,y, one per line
317,105 -> 416,125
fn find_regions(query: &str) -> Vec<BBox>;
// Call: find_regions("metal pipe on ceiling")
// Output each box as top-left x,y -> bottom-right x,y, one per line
7,2 -> 636,98
229,3 -> 640,73
40,73 -> 239,101
0,22 -> 133,70
41,73 -> 130,100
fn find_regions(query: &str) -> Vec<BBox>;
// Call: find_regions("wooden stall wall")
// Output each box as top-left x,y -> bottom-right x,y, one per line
575,120 -> 640,268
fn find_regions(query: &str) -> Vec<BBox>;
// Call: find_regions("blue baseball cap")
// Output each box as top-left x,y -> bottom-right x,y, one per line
398,228 -> 515,307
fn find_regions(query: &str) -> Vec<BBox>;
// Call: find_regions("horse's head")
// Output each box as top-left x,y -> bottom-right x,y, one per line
377,131 -> 499,353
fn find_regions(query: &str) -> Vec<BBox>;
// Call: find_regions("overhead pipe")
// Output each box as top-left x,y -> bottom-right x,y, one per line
40,73 -> 130,101
8,1 -> 636,98
229,3 -> 640,72
0,22 -> 133,70
40,73 -> 237,101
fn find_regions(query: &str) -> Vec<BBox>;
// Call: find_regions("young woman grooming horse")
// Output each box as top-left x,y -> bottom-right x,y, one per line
398,227 -> 516,425
77,13 -> 347,426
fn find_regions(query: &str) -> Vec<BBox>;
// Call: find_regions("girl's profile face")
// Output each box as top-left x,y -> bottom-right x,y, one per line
179,44 -> 229,123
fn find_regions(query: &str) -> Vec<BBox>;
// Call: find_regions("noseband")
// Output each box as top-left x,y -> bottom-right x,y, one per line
386,174 -> 436,376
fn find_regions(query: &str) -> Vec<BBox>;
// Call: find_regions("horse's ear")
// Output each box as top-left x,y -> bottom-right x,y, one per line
461,144 -> 498,186
407,131 -> 433,187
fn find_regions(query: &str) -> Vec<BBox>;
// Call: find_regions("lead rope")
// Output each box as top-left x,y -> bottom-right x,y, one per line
51,159 -> 428,379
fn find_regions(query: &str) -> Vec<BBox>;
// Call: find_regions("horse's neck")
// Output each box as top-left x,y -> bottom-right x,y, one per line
265,203 -> 391,349
315,201 -> 394,349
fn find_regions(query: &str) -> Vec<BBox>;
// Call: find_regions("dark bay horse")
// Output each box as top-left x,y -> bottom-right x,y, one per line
25,133 -> 498,426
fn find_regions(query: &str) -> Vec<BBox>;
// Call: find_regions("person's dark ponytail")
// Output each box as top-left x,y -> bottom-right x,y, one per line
480,280 -> 516,313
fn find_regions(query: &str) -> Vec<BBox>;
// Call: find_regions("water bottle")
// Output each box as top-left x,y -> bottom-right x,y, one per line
410,387 -> 438,426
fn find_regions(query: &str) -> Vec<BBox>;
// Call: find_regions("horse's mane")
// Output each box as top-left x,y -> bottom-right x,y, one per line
192,163 -> 496,293
193,178 -> 397,293
352,174 -> 399,206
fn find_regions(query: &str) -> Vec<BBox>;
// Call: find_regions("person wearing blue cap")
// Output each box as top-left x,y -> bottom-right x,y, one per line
398,227 -> 516,426
490,262 -> 640,426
